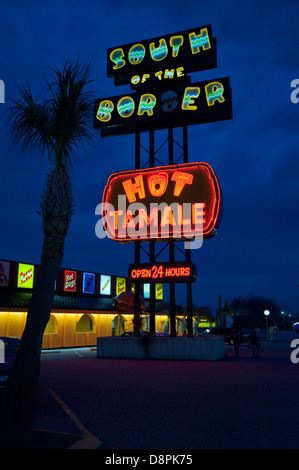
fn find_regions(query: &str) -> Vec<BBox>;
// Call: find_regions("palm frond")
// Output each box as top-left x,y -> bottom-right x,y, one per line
7,59 -> 96,168
7,82 -> 54,156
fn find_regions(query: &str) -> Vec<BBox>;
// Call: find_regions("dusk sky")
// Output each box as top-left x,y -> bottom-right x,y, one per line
0,0 -> 298,317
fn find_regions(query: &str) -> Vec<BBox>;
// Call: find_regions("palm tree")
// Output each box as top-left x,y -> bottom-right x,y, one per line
0,59 -> 95,442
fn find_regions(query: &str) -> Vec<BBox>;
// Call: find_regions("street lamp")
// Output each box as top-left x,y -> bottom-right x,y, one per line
264,309 -> 270,337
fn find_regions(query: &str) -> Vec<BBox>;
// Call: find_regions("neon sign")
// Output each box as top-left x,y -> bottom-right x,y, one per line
129,261 -> 197,284
64,270 -> 77,292
94,77 -> 231,137
102,162 -> 222,242
107,25 -> 216,86
17,263 -> 34,289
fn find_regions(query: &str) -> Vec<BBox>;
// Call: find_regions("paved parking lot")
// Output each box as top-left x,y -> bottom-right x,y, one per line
33,340 -> 299,449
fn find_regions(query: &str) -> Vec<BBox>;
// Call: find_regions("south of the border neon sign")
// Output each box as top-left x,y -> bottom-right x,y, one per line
102,161 -> 222,242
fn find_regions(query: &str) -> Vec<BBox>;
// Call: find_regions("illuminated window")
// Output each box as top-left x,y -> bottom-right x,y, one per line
17,263 -> 34,289
76,314 -> 94,333
44,315 -> 58,334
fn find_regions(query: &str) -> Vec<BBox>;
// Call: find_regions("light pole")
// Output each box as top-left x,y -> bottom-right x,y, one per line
264,309 -> 270,337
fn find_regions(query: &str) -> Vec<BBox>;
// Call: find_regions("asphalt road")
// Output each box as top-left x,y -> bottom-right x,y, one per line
33,340 -> 299,449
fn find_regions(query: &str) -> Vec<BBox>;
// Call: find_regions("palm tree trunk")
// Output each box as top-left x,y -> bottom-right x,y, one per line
0,232 -> 65,443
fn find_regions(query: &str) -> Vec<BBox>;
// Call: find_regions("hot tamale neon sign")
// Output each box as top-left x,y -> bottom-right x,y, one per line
102,162 -> 221,242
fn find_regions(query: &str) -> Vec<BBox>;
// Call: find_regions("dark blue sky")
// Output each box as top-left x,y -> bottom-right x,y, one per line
1,0 -> 299,316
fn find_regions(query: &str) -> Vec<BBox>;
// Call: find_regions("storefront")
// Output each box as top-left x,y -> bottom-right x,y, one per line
0,258 -> 198,349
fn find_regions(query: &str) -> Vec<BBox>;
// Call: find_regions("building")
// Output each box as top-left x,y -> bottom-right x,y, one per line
0,258 -> 192,349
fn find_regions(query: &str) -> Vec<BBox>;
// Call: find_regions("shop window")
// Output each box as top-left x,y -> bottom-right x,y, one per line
44,315 -> 58,334
76,314 -> 94,333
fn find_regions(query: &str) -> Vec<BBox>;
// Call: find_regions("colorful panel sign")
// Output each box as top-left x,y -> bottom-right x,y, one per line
116,277 -> 126,295
106,25 -> 216,86
155,284 -> 163,300
94,77 -> 232,137
18,263 -> 34,289
102,162 -> 222,242
143,283 -> 150,299
100,274 -> 111,295
83,272 -> 95,294
142,283 -> 163,299
64,270 -> 77,292
128,261 -> 197,284
0,261 -> 10,287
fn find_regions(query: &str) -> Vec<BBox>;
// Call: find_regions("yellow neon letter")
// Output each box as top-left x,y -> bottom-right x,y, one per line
181,87 -> 200,110
141,74 -> 150,83
176,67 -> 185,78
189,28 -> 211,54
96,100 -> 114,122
110,48 -> 126,70
170,35 -> 184,57
205,82 -> 225,106
150,39 -> 168,61
164,69 -> 175,79
137,94 -> 156,116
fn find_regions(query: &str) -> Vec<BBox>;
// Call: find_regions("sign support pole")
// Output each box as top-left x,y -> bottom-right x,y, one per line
168,127 -> 176,337
149,130 -> 156,336
134,132 -> 141,336
183,126 -> 193,337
